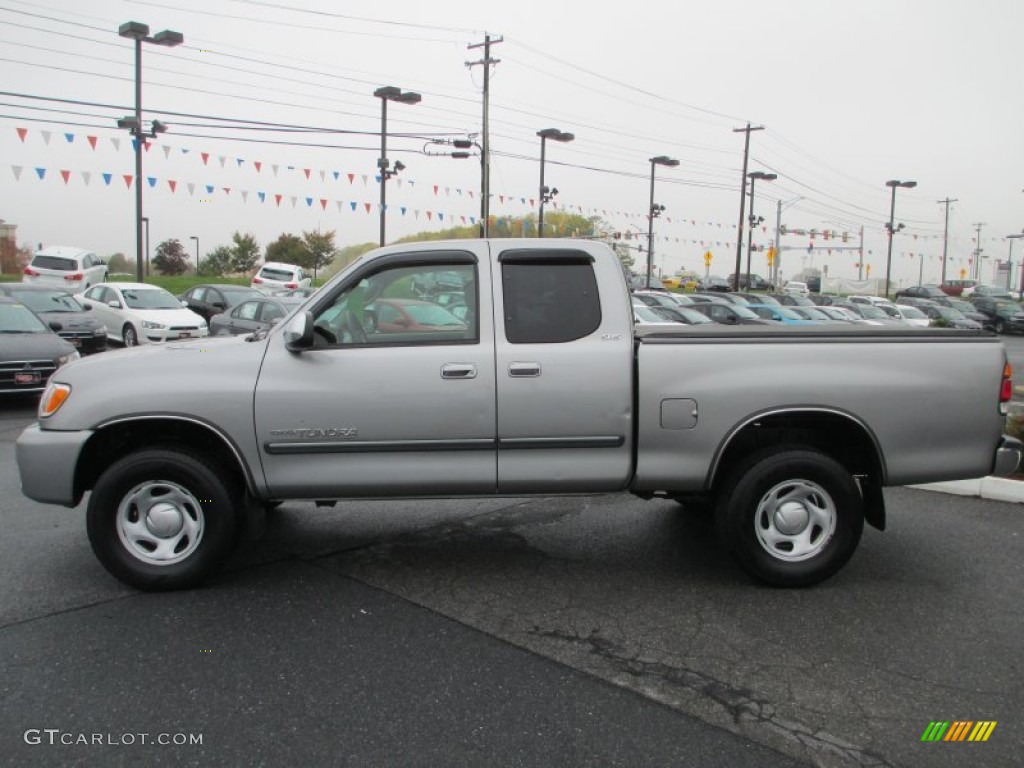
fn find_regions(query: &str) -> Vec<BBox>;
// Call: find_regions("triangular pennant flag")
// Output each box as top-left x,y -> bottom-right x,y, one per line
255,161 -> 262,173
274,194 -> 282,207
332,171 -> 340,181
426,211 -> 433,220
415,210 -> 420,219
187,182 -> 195,195
181,148 -> 190,155
396,179 -> 402,189
222,187 -> 231,195
168,180 -> 177,193
111,137 -> 121,151
131,138 -> 141,152
319,170 -> 326,182
236,158 -> 244,167
290,196 -> 297,208
347,173 -> 355,184
11,165 -> 23,180
103,173 -> 112,186
40,131 -> 51,145
218,156 -> 226,168
203,185 -> 212,194
303,168 -> 311,179
401,207 -> 407,216
468,190 -> 474,199
336,201 -> 344,212
201,152 -> 210,165
60,170 -> 71,184
241,190 -> 248,203
364,203 -> 372,214
35,167 -> 46,179
320,198 -> 327,210
374,175 -> 381,184
361,175 -> 369,185
123,174 -> 133,188
305,197 -> 313,207
81,171 -> 91,185
433,185 -> 439,195
143,141 -> 151,152
64,133 -> 74,143
258,192 -> 266,203
272,164 -> 279,176
438,213 -> 444,221
349,202 -> 357,211
16,127 -> 27,142
147,177 -> 157,188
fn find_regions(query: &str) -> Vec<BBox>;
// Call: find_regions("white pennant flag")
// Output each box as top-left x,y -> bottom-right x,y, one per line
111,137 -> 121,151
241,190 -> 249,203
336,201 -> 344,212
81,171 -> 92,186
319,170 -> 326,182
272,164 -> 279,176
218,156 -> 226,168
162,145 -> 171,159
11,165 -> 23,180
41,130 -> 51,145
187,182 -> 196,196
290,196 -> 297,208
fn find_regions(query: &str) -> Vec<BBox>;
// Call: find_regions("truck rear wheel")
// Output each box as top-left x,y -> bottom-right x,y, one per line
86,448 -> 241,591
715,447 -> 864,587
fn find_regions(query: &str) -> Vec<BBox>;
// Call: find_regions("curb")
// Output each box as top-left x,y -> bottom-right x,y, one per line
910,477 -> 1024,504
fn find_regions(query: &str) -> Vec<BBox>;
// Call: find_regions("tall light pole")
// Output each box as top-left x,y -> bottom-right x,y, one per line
141,216 -> 150,277
190,235 -> 199,277
646,155 -> 680,284
536,128 -> 574,237
937,197 -> 957,285
746,171 -> 776,289
373,86 -> 421,247
118,21 -> 183,283
884,179 -> 916,297
1008,232 -> 1024,294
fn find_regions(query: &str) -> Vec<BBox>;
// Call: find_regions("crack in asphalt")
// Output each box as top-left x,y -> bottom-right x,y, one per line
529,626 -> 895,768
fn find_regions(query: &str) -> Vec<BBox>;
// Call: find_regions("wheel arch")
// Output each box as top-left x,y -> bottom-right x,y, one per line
708,408 -> 888,530
73,416 -> 258,503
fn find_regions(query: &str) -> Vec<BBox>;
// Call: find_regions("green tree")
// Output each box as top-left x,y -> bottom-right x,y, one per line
152,238 -> 190,275
265,233 -> 309,268
230,232 -> 260,274
303,229 -> 338,279
201,245 -> 233,276
105,252 -> 129,274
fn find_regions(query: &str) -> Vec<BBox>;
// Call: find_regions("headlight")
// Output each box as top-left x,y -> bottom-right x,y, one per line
94,326 -> 107,336
141,321 -> 166,330
57,351 -> 80,367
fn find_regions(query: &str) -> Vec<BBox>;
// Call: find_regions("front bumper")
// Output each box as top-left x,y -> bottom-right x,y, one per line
993,435 -> 1023,477
15,423 -> 93,506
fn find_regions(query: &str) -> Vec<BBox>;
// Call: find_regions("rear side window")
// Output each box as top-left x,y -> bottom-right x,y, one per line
32,255 -> 77,271
501,257 -> 601,344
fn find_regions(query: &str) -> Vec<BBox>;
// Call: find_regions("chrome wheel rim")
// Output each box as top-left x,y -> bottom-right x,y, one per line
754,479 -> 836,562
116,480 -> 204,566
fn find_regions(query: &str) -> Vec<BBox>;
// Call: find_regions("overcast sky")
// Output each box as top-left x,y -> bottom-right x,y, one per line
2,0 -> 1022,286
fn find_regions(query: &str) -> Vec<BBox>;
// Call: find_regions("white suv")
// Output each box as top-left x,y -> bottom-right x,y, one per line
23,246 -> 108,290
251,262 -> 311,295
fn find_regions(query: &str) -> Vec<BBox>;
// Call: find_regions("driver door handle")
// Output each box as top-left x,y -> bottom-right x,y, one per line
441,363 -> 477,379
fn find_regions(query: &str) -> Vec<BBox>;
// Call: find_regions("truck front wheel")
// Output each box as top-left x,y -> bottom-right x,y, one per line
716,447 -> 864,587
86,448 -> 241,591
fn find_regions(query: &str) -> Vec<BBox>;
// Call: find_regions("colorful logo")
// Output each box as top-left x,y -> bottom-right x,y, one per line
921,721 -> 997,742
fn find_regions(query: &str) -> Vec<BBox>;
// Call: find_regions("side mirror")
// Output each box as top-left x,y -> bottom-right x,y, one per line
81,304 -> 92,311
284,311 -> 315,351
212,301 -> 225,309
49,321 -> 63,332
107,300 -> 122,309
180,299 -> 189,307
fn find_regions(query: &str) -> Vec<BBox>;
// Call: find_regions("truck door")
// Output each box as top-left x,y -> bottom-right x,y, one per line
254,247 -> 497,498
494,246 -> 634,493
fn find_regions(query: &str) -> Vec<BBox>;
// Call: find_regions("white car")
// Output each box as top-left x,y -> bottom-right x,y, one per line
251,262 -> 311,295
76,283 -> 208,347
782,281 -> 810,296
893,304 -> 931,327
22,246 -> 108,291
848,295 -> 895,307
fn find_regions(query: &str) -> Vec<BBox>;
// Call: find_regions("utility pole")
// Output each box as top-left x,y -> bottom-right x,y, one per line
858,225 -> 864,281
937,197 -> 957,284
973,222 -> 986,280
467,34 -> 502,238
732,124 -> 764,291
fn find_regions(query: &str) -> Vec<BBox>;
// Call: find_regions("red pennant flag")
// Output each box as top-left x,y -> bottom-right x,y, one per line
87,135 -> 98,149
201,152 -> 210,165
123,174 -> 134,188
427,211 -> 433,220
320,198 -> 327,210
364,203 -> 372,214
143,141 -> 151,152
254,161 -> 262,172
303,168 -> 311,179
274,194 -> 282,207
347,173 -> 355,184
223,187 -> 231,195
499,195 -> 505,203
433,185 -> 439,195
16,127 -> 27,142
60,170 -> 71,184
168,180 -> 177,193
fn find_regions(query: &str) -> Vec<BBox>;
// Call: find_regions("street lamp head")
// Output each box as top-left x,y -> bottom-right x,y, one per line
152,29 -> 183,46
151,120 -> 168,134
886,179 -> 917,189
451,152 -> 471,159
537,128 -> 574,142
395,91 -> 421,105
394,161 -> 406,172
650,156 -> 680,167
118,21 -> 150,40
749,171 -> 777,181
453,139 -> 474,149
117,116 -> 140,131
374,86 -> 401,99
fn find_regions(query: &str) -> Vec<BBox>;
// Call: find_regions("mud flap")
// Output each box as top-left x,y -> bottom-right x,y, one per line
860,478 -> 886,531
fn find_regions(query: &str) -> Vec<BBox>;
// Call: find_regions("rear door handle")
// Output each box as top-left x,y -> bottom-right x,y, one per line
441,363 -> 477,379
508,362 -> 541,378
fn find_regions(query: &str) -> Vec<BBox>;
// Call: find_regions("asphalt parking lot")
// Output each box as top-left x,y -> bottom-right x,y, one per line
1,398 -> 1022,768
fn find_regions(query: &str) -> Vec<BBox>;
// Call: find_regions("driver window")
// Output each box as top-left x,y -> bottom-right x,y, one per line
312,262 -> 477,347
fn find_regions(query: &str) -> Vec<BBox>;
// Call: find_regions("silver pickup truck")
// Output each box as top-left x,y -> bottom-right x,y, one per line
16,239 -> 1022,590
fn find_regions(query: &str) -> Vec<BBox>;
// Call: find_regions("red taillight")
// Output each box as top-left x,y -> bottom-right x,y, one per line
23,267 -> 38,276
1001,362 -> 1013,403
285,282 -> 298,289
64,272 -> 84,282
252,277 -> 263,284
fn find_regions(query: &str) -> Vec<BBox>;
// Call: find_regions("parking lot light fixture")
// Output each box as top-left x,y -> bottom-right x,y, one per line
536,128 -> 575,237
884,179 -> 916,297
190,236 -> 199,277
374,86 -> 421,247
646,156 -> 680,283
118,21 -> 183,283
745,171 -> 776,290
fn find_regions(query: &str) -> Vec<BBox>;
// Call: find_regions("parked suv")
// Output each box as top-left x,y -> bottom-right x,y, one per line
22,246 -> 107,291
251,262 -> 311,295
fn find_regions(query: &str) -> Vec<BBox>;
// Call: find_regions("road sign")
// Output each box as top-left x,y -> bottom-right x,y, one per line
703,251 -> 713,266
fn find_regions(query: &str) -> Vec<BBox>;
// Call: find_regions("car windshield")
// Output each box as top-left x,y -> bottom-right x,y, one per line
948,299 -> 975,312
935,306 -> 966,320
730,306 -> 760,319
994,302 -> 1023,317
634,305 -> 667,323
222,287 -> 263,301
402,304 -> 464,326
0,302 -> 48,332
899,306 -> 927,319
856,305 -> 888,319
794,307 -> 829,320
121,288 -> 182,310
678,307 -> 712,324
7,290 -> 83,313
30,255 -> 77,271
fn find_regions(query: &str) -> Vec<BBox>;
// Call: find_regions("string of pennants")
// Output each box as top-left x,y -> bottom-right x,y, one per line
8,124 -> 979,253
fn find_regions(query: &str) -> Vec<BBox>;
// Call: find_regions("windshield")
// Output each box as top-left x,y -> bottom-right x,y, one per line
678,307 -> 712,324
121,288 -> 182,310
7,290 -> 83,313
899,306 -> 927,319
0,303 -> 48,332
856,305 -> 888,319
634,305 -> 667,323
731,305 -> 760,320
795,307 -> 829,320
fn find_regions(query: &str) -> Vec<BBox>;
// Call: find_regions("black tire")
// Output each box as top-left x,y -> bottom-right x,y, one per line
123,323 -> 139,347
86,448 -> 242,590
715,447 -> 864,587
